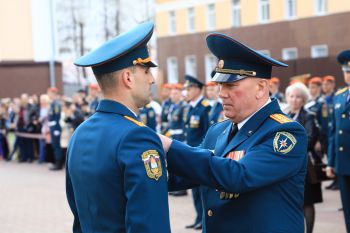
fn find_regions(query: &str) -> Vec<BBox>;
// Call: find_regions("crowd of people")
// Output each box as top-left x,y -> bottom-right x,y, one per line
0,70 -> 346,232
1,22 -> 349,232
0,84 -> 100,170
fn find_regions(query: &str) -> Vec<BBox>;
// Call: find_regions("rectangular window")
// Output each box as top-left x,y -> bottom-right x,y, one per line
167,57 -> 178,83
168,11 -> 176,35
315,0 -> 327,15
185,55 -> 197,78
311,44 -> 328,58
207,4 -> 216,30
259,0 -> 270,23
258,50 -> 271,57
232,0 -> 241,27
285,0 -> 296,19
282,48 -> 298,61
187,7 -> 195,32
205,54 -> 217,83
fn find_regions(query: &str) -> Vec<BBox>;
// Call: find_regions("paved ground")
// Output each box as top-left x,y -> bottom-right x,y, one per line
0,160 -> 346,233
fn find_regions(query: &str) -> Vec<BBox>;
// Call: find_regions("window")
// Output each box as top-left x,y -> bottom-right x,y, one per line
204,54 -> 217,82
258,50 -> 271,57
315,0 -> 327,15
311,45 -> 328,58
259,0 -> 270,23
167,57 -> 178,83
187,7 -> 195,32
285,0 -> 296,19
282,48 -> 298,61
232,0 -> 241,27
207,4 -> 216,30
185,55 -> 197,78
168,11 -> 176,35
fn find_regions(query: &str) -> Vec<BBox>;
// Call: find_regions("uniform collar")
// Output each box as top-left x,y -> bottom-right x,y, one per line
96,99 -> 138,119
190,95 -> 203,108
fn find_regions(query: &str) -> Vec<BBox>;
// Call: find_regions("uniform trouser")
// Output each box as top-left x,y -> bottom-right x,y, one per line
192,187 -> 203,224
338,175 -> 350,233
50,132 -> 62,163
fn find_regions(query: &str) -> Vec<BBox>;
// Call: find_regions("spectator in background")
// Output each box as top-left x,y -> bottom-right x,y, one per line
286,82 -> 322,233
60,98 -> 74,164
87,83 -> 101,114
160,83 -> 172,134
17,94 -> 36,162
206,81 -> 224,125
269,77 -> 285,102
47,87 -> 63,171
327,50 -> 350,233
38,94 -> 50,163
321,76 -> 339,190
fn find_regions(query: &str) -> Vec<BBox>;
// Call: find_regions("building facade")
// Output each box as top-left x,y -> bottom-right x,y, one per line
156,0 -> 350,89
0,0 -> 62,98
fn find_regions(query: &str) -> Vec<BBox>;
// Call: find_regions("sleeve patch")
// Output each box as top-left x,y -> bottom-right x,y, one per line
273,131 -> 297,154
270,114 -> 292,124
124,115 -> 145,126
141,150 -> 162,180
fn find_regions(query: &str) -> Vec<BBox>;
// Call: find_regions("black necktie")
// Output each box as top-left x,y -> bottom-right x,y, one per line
227,124 -> 238,143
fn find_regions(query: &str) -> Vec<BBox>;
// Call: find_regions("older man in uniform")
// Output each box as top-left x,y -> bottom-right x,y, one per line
327,50 -> 350,233
161,33 -> 308,233
66,22 -> 171,233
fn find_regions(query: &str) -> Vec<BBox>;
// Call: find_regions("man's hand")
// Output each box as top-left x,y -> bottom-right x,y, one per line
325,166 -> 336,178
158,133 -> 173,153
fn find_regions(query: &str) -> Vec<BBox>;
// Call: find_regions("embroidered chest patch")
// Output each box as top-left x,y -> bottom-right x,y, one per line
273,132 -> 297,154
141,150 -> 162,180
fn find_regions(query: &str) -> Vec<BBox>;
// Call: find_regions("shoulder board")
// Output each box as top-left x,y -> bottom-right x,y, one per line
145,103 -> 152,108
270,114 -> 293,124
201,99 -> 209,107
124,115 -> 145,126
335,87 -> 348,96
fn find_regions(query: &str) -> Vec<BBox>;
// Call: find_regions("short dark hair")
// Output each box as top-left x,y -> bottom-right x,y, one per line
95,71 -> 119,93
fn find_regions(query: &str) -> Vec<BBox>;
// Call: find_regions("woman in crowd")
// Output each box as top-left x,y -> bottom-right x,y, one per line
285,82 -> 323,233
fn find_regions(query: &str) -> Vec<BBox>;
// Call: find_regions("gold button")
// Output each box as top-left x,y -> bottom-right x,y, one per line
339,147 -> 344,151
208,210 -> 213,217
339,130 -> 343,135
342,114 -> 346,118
234,193 -> 240,198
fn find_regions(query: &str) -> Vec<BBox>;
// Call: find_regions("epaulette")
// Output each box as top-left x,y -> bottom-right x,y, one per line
145,103 -> 152,108
201,99 -> 209,107
124,115 -> 145,126
270,114 -> 293,124
335,87 -> 348,96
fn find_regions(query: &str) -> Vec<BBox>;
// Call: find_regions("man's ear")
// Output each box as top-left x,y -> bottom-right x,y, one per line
120,68 -> 134,89
256,79 -> 268,99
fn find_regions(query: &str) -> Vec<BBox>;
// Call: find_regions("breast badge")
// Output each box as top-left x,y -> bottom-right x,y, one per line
273,131 -> 297,154
141,150 -> 162,180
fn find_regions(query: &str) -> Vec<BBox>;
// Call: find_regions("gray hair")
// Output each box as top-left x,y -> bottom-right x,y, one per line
285,82 -> 311,104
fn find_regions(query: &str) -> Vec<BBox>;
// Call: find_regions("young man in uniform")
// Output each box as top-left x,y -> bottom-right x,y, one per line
66,22 -> 171,233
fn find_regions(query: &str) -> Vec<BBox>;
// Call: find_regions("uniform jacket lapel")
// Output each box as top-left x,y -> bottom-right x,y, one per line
214,123 -> 232,157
